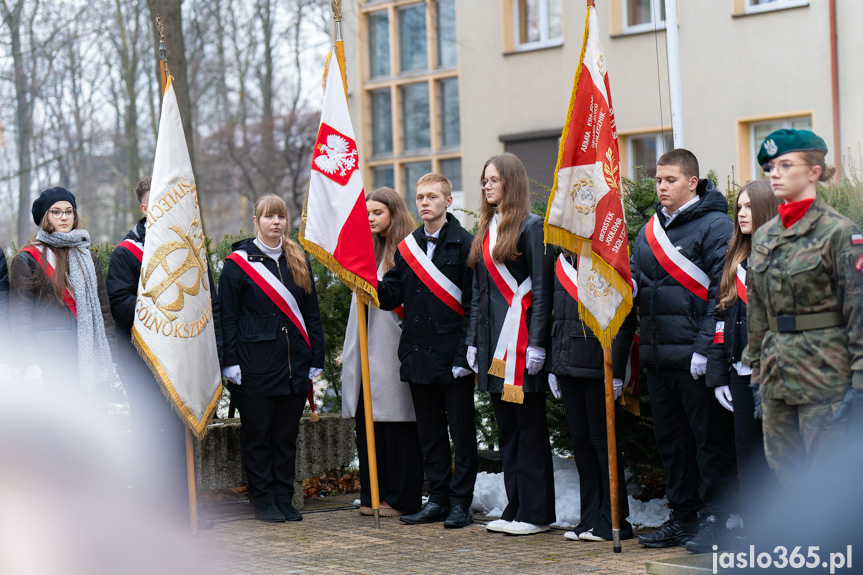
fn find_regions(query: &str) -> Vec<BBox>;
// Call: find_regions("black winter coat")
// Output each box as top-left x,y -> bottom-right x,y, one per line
706,285 -> 748,389
466,213 -> 554,393
106,217 -> 223,365
218,238 -> 325,396
630,180 -> 733,370
550,254 -> 636,381
378,214 -> 474,384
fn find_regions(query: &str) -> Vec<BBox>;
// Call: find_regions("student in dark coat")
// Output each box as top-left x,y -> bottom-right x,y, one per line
219,194 -> 325,523
377,173 -> 477,529
549,252 -> 636,542
466,153 -> 555,536
106,177 -> 222,525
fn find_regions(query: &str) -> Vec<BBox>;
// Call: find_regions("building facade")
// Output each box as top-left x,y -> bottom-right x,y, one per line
341,0 -> 861,216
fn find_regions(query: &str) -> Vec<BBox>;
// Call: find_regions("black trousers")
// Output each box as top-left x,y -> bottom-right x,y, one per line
491,391 -> 556,525
560,376 -> 632,539
354,389 -> 424,512
121,345 -> 189,521
232,391 -> 307,508
729,370 -> 775,524
409,382 -> 478,506
647,368 -> 734,522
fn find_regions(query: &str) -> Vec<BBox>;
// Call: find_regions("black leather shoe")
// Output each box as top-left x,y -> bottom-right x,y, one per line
443,503 -> 473,528
638,515 -> 698,548
254,503 -> 286,523
400,501 -> 450,525
276,500 -> 303,522
685,515 -> 728,554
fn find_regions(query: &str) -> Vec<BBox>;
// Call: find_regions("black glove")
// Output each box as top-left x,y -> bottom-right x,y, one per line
750,381 -> 762,420
834,388 -> 863,435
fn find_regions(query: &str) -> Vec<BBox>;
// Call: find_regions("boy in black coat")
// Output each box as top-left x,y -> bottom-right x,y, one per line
107,177 -> 222,526
377,173 -> 477,528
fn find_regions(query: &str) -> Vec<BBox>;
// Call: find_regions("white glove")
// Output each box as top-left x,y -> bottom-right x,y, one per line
613,378 -> 623,400
526,346 -> 546,376
548,373 -> 561,399
467,346 -> 478,373
714,385 -> 734,412
309,367 -> 323,380
23,364 -> 43,387
222,365 -> 242,385
452,366 -> 472,379
690,352 -> 707,380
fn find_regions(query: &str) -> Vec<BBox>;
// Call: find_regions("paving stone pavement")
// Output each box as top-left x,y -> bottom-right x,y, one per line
191,496 -> 687,575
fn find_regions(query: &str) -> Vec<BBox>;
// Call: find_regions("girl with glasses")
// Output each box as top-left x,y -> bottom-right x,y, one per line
9,187 -> 117,393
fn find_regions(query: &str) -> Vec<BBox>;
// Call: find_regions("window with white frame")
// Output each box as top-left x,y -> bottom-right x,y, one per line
514,0 -> 562,51
627,132 -> 673,180
749,115 -> 812,179
745,0 -> 809,15
623,0 -> 665,34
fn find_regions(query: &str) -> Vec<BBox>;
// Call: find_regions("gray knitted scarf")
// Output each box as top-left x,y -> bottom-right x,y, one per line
36,229 -> 116,392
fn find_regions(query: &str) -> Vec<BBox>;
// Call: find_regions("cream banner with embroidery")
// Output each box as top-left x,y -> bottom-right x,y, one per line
132,77 -> 221,440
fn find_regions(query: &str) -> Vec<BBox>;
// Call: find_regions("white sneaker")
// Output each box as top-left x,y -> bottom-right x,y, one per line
485,519 -> 511,533
500,521 -> 551,535
563,530 -> 581,541
579,528 -> 609,542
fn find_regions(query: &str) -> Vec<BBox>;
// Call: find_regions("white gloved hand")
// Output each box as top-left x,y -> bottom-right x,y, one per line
222,365 -> 242,385
23,364 -> 43,387
309,367 -> 323,380
690,352 -> 707,380
526,346 -> 546,376
467,346 -> 478,373
715,385 -> 734,412
613,378 -> 624,400
452,366 -> 472,379
548,373 -> 561,399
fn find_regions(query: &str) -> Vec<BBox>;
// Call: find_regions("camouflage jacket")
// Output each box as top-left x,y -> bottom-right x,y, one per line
743,196 -> 863,404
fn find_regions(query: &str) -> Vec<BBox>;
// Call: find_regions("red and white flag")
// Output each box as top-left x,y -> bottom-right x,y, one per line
300,49 -> 378,304
544,2 -> 632,346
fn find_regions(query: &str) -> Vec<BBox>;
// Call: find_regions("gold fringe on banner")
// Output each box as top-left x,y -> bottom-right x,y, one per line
299,236 -> 380,307
310,412 -> 320,423
132,328 -> 221,441
620,391 -> 641,417
501,384 -> 525,405
488,358 -> 507,378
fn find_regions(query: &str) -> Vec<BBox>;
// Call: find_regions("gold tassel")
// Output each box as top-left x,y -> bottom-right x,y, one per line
488,358 -> 507,378
501,384 -> 525,404
310,412 -> 319,423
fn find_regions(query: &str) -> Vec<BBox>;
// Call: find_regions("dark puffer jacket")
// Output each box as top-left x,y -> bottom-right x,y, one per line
378,213 -> 474,385
630,180 -> 733,370
706,276 -> 748,389
466,213 -> 554,393
550,254 -> 636,380
218,238 -> 325,396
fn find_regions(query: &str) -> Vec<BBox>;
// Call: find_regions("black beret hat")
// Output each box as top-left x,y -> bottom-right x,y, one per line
32,187 -> 77,226
757,129 -> 828,166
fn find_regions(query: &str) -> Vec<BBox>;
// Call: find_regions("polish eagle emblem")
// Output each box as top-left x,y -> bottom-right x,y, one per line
314,134 -> 358,177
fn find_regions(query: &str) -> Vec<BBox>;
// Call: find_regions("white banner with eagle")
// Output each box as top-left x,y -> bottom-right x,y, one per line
132,77 -> 222,440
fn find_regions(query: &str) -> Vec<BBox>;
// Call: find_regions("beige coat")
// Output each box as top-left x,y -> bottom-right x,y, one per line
341,292 -> 416,422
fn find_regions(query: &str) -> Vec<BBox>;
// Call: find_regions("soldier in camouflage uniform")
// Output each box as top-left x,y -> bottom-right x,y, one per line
743,129 -> 863,487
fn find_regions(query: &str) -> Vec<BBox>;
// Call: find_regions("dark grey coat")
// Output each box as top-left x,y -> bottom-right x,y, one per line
466,213 -> 554,394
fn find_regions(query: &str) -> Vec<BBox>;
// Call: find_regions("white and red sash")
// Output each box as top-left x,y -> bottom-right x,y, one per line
736,263 -> 747,305
556,254 -> 579,302
483,216 -> 532,403
225,250 -> 310,347
21,245 -> 77,318
645,215 -> 709,301
398,233 -> 464,315
119,239 -> 144,263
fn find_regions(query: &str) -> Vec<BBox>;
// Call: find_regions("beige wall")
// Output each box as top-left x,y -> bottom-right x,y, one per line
342,0 -> 862,217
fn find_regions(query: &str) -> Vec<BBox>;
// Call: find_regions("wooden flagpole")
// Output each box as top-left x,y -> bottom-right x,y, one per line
156,15 -> 199,533
604,347 -> 621,553
331,0 -> 381,529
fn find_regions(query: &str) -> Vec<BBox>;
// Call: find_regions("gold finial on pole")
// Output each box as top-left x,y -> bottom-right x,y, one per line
156,15 -> 169,94
331,0 -> 342,22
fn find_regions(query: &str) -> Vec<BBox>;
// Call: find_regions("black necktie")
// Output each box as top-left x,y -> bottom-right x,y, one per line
421,234 -> 438,245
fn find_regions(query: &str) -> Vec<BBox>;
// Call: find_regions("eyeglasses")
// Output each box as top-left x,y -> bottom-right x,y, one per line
761,160 -> 809,176
49,209 -> 76,219
481,178 -> 501,188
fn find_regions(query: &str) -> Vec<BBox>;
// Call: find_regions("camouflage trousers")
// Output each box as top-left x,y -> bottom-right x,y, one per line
762,397 -> 848,487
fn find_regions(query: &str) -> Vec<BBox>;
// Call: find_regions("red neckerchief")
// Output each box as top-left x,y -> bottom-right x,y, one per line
778,198 -> 814,229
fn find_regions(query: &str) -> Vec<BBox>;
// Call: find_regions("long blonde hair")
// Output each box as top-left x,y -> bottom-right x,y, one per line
366,187 -> 415,273
717,180 -> 779,308
468,153 -> 529,268
254,194 -> 312,293
17,210 -> 83,305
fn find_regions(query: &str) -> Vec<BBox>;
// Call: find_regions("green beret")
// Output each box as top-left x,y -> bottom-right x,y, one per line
757,129 -> 828,166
